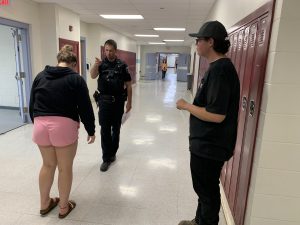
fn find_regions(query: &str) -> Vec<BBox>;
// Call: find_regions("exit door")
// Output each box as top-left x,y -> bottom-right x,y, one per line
0,18 -> 32,130
12,28 -> 27,122
144,53 -> 158,80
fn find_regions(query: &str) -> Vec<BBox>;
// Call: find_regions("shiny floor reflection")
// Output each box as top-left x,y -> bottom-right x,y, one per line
0,73 -> 227,225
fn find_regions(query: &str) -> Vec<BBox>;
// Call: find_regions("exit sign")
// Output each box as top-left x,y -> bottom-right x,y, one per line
0,0 -> 9,6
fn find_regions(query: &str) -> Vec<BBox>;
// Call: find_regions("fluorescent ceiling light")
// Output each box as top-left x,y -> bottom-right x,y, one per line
154,28 -> 185,31
163,40 -> 184,42
148,42 -> 166,45
100,15 -> 144,19
135,34 -> 159,37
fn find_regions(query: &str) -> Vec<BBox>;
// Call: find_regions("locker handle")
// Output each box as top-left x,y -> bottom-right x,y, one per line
249,100 -> 255,117
242,96 -> 247,111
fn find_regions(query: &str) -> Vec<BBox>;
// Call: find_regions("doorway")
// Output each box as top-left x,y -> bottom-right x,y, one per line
0,18 -> 32,134
158,53 -> 179,80
80,37 -> 87,81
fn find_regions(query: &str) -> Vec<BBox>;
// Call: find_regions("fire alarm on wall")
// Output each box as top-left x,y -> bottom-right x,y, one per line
69,25 -> 73,32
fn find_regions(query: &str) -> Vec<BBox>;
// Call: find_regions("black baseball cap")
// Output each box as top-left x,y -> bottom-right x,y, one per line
189,21 -> 228,40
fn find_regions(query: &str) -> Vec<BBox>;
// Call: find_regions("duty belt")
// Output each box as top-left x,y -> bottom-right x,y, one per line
99,94 -> 123,102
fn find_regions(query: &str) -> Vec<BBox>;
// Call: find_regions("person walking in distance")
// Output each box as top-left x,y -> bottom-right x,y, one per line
90,39 -> 132,172
176,21 -> 240,225
161,59 -> 168,79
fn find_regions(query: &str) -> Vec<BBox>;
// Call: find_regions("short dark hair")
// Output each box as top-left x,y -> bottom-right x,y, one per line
200,37 -> 230,54
104,39 -> 117,50
213,38 -> 230,54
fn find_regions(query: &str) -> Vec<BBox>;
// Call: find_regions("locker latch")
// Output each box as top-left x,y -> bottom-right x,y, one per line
242,96 -> 247,111
249,100 -> 255,117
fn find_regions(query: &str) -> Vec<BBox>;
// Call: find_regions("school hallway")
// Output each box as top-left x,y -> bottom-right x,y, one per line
0,74 -> 227,225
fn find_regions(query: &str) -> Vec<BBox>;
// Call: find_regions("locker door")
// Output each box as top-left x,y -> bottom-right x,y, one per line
221,32 -> 235,185
228,25 -> 252,210
221,30 -> 239,187
197,56 -> 209,88
191,52 -> 197,92
227,35 -> 235,59
234,15 -> 271,225
224,28 -> 246,195
221,32 -> 239,185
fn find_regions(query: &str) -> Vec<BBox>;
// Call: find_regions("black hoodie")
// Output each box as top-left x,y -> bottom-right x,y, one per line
29,66 -> 95,136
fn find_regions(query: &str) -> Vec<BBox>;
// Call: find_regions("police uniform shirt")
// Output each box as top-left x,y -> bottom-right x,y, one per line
98,58 -> 131,95
189,58 -> 240,161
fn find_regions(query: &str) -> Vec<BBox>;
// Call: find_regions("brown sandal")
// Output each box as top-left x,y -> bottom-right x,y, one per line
40,197 -> 60,216
58,200 -> 76,219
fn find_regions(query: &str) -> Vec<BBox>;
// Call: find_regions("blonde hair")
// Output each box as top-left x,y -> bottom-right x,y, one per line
57,45 -> 77,65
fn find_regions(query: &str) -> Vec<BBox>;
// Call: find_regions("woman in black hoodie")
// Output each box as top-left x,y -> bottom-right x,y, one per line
29,45 -> 95,218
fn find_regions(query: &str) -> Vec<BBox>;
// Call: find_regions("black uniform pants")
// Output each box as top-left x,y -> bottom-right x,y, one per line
98,98 -> 125,162
162,70 -> 167,79
190,153 -> 225,225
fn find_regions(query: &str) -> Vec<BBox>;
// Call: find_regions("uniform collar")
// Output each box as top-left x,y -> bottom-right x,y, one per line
105,57 -> 118,64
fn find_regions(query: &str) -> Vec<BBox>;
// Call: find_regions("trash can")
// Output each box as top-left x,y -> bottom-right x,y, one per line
187,73 -> 193,90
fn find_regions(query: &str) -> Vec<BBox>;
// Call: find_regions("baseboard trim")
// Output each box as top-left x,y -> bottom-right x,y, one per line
0,106 -> 19,110
221,185 -> 236,225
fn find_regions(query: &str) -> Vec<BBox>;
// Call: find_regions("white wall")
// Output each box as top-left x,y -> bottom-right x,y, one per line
0,1 -> 82,78
38,4 -> 81,67
0,25 -> 18,107
207,0 -> 270,28
80,21 -> 88,38
0,0 -> 137,108
57,6 -> 80,42
0,0 -> 43,77
140,45 -> 191,78
39,3 -> 58,67
0,1 -> 83,76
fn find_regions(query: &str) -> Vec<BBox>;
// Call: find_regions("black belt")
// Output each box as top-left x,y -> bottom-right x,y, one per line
99,94 -> 123,102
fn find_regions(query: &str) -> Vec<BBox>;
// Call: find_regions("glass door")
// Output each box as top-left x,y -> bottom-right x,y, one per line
11,27 -> 27,123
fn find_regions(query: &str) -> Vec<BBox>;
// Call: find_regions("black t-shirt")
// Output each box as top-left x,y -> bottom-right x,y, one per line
97,58 -> 131,95
189,58 -> 240,161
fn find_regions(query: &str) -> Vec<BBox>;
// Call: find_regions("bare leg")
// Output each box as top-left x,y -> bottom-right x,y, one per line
55,141 -> 78,215
38,145 -> 57,210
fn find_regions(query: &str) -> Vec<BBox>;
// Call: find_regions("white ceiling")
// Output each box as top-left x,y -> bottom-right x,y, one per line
33,0 -> 216,46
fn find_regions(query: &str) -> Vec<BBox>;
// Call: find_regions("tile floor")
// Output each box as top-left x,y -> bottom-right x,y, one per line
0,108 -> 25,134
0,73 -> 227,225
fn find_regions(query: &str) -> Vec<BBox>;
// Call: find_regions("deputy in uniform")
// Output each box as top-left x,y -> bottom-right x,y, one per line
90,39 -> 132,172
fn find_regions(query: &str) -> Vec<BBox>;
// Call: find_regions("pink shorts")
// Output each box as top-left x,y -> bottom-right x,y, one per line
32,116 -> 79,147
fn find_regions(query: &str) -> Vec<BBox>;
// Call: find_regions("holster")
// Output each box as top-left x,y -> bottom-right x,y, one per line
93,90 -> 100,107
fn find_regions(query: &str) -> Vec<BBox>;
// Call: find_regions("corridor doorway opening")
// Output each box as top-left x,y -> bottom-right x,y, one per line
0,18 -> 32,134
